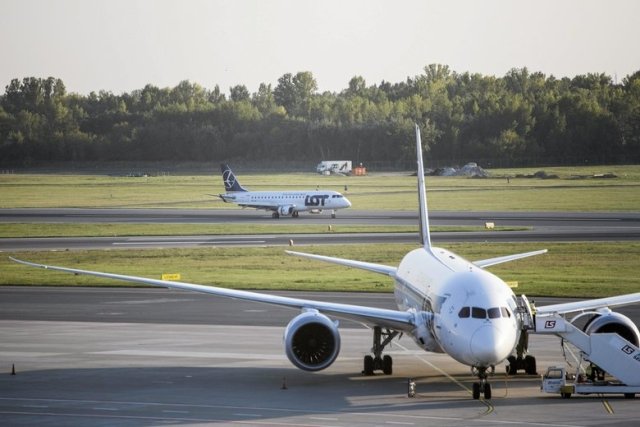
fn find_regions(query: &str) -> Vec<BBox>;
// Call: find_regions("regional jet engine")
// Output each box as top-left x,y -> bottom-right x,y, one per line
284,310 -> 341,371
278,205 -> 295,216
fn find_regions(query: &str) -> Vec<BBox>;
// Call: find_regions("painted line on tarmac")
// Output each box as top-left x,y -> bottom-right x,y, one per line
599,396 -> 614,414
393,340 -> 495,415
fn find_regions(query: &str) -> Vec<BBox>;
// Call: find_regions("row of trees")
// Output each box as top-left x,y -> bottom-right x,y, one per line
1,65 -> 639,167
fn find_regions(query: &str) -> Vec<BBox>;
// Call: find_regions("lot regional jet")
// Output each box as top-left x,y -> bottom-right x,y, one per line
218,164 -> 351,218
12,125 -> 640,400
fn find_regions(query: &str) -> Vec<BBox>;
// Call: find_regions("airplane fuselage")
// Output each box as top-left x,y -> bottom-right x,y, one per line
221,190 -> 351,215
394,247 -> 519,368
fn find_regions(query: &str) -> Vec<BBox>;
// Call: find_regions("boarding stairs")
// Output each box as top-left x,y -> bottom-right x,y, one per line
532,313 -> 640,386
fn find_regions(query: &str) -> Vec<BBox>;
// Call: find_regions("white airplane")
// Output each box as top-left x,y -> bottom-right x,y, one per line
218,164 -> 351,218
11,125 -> 640,400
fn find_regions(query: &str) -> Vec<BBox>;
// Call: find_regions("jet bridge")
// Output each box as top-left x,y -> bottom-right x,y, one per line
533,313 -> 640,387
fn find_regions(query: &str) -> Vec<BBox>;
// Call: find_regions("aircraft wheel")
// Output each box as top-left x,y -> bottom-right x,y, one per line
292,211 -> 299,218
472,382 -> 481,400
506,355 -> 518,375
382,355 -> 393,375
363,355 -> 374,375
624,393 -> 635,399
272,212 -> 280,219
483,383 -> 492,399
561,392 -> 572,399
524,355 -> 537,375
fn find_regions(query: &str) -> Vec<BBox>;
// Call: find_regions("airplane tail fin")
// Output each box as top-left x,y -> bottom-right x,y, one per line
415,124 -> 432,249
220,164 -> 248,192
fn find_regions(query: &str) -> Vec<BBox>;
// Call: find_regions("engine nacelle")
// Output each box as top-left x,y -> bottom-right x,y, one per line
583,311 -> 640,346
278,205 -> 295,216
284,310 -> 341,371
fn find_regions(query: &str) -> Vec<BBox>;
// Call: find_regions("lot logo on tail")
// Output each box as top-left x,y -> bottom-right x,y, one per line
223,170 -> 236,190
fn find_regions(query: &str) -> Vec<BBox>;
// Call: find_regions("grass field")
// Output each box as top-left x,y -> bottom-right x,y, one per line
3,242 -> 639,297
1,164 -> 639,297
1,164 -> 639,211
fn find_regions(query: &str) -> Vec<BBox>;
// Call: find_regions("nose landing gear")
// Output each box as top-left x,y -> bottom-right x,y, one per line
471,366 -> 494,399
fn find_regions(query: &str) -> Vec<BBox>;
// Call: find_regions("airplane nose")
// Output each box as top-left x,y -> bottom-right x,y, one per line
344,198 -> 352,208
470,325 -> 511,365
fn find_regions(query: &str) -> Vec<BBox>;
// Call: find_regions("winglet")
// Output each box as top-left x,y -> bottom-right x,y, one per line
415,124 -> 431,249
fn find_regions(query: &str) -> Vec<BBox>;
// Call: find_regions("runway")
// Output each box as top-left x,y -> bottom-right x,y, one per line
2,287 -> 639,427
2,209 -> 640,251
2,208 -> 640,228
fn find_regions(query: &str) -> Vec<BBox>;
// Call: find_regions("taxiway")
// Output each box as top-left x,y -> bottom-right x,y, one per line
1,288 -> 639,426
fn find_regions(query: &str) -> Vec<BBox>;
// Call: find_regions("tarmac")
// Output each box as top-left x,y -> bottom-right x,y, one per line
2,319 -> 639,426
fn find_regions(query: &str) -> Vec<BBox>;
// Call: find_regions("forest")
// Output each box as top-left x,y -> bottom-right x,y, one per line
1,64 -> 639,168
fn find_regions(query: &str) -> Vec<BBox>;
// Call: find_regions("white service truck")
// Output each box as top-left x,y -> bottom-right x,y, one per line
316,161 -> 352,175
541,366 -> 639,399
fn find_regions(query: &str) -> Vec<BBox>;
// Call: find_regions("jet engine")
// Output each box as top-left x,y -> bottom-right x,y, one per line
582,311 -> 640,346
284,310 -> 341,371
278,205 -> 295,216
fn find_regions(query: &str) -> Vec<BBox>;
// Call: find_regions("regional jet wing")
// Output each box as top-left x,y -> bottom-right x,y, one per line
536,292 -> 640,315
10,257 -> 414,332
473,249 -> 548,268
285,251 -> 398,277
237,202 -> 280,211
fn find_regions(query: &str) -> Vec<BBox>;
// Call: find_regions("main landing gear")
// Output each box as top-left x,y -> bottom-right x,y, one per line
271,211 -> 299,218
506,354 -> 537,375
362,326 -> 399,375
471,366 -> 494,400
506,295 -> 538,376
506,329 -> 537,375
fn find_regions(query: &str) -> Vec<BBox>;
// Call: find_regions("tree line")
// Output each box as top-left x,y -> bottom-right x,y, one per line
1,64 -> 639,168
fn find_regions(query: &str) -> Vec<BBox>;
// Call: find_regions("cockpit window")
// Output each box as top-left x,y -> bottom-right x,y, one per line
488,307 -> 501,319
458,307 -> 470,318
471,307 -> 486,319
459,306 -> 510,320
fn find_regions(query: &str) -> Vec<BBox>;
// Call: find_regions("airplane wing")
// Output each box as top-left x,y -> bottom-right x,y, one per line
218,193 -> 281,211
237,203 -> 280,211
9,257 -> 414,332
286,250 -> 397,277
536,292 -> 640,315
473,249 -> 548,268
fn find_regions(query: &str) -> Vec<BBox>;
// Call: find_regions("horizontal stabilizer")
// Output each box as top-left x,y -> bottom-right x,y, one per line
286,251 -> 397,277
474,249 -> 548,268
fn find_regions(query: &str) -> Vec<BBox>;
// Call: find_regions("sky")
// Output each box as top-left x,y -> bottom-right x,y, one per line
1,0 -> 639,96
